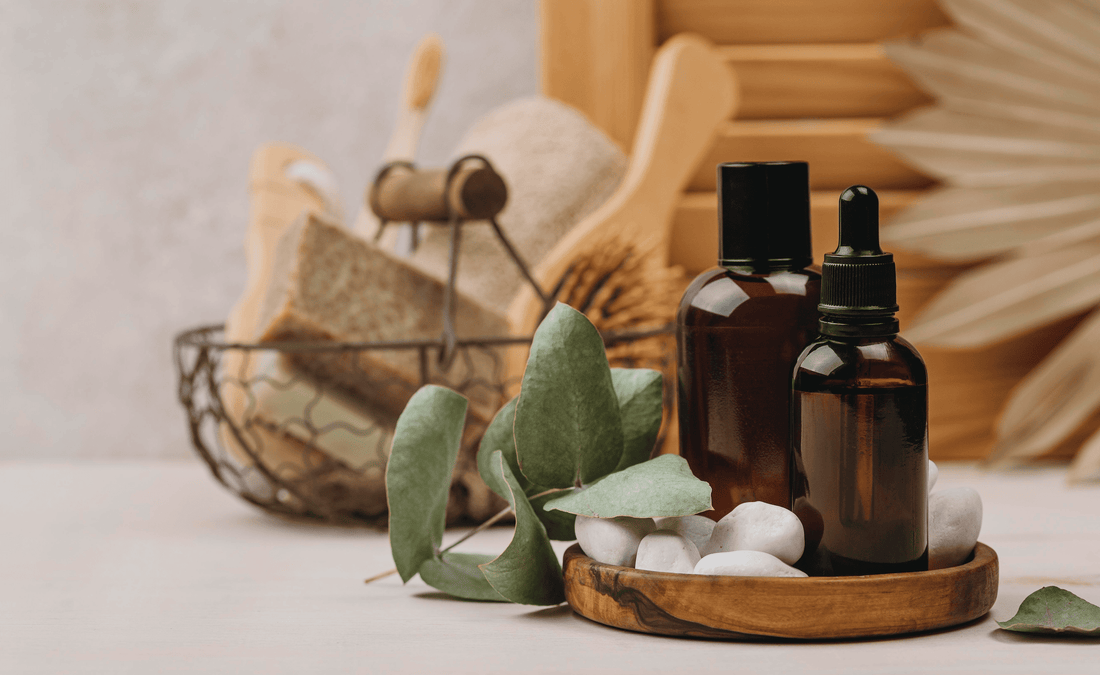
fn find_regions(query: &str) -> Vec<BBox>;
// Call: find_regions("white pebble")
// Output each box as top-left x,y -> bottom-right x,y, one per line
929,487 -> 983,570
703,501 -> 805,565
636,531 -> 701,574
575,515 -> 656,567
928,459 -> 939,492
653,515 -> 715,552
694,550 -> 807,578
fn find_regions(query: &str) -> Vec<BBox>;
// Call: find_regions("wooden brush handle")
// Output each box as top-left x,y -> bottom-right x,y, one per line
403,33 -> 444,111
384,34 -> 445,162
507,34 -> 738,331
369,165 -> 507,223
502,34 -> 737,401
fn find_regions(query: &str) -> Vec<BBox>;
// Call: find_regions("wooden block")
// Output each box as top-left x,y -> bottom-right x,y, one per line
719,43 -> 933,119
540,0 -> 656,149
656,0 -> 950,45
690,119 -> 935,192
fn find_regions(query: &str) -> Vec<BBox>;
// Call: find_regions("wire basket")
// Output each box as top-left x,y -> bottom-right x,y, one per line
174,324 -> 672,527
174,154 -> 676,527
175,326 -> 527,526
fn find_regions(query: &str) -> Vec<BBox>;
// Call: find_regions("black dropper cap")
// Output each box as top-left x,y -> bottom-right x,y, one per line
819,186 -> 899,336
718,162 -> 812,269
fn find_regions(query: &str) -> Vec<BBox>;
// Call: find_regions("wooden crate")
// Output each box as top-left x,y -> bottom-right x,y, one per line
539,0 -> 1080,461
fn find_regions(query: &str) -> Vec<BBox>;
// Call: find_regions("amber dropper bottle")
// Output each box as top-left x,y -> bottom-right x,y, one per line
791,186 -> 928,576
677,162 -> 821,519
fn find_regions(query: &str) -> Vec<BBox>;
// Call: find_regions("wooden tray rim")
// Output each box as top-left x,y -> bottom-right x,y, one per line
562,542 -> 999,641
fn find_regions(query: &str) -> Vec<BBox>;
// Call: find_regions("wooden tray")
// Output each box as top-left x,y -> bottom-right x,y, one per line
562,543 -> 998,640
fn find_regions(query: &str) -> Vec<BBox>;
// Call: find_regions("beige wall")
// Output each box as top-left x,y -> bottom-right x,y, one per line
0,0 -> 538,458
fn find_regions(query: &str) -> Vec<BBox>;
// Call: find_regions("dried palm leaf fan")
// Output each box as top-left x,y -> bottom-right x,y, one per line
871,0 -> 1100,480
506,34 -> 738,454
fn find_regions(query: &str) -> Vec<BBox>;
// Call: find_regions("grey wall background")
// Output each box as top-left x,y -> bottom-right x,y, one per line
1,0 -> 538,459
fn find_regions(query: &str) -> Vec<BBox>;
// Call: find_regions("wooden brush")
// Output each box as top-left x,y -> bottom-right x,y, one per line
544,237 -> 691,455
354,33 -> 445,251
506,34 -> 738,455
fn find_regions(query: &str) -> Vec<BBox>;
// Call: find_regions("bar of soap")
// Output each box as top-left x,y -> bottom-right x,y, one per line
929,487 -> 983,570
255,212 -> 509,421
694,550 -> 808,578
636,530 -> 701,574
575,515 -> 656,567
703,501 -> 805,565
928,459 -> 939,492
653,514 -> 715,553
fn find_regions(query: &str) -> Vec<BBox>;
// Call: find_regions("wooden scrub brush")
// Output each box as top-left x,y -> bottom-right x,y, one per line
506,34 -> 738,454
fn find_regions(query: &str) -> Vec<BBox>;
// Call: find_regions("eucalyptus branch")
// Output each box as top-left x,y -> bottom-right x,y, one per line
364,487 -> 569,584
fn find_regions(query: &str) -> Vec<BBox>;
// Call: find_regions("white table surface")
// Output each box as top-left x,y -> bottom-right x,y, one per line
3,460 -> 1099,674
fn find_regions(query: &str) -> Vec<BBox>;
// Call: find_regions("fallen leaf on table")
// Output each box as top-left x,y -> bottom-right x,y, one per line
997,586 -> 1100,636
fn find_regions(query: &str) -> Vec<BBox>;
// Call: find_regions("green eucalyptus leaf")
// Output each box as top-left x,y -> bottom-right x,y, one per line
418,552 -> 507,602
543,454 -> 712,518
611,368 -> 664,471
476,396 -> 530,498
514,303 -> 623,488
997,586 -> 1100,635
477,398 -> 577,540
529,491 -> 577,541
479,451 -> 566,606
386,385 -> 468,583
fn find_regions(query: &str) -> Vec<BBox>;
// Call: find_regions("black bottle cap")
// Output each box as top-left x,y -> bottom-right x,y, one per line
717,161 -> 812,269
819,186 -> 899,322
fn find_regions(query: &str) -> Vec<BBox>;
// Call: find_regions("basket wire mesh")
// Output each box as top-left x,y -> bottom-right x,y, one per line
174,155 -> 674,527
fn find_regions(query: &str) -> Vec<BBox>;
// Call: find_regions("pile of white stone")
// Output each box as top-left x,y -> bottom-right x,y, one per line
575,461 -> 983,576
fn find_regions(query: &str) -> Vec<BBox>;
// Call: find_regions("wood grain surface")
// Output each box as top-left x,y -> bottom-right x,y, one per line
563,543 -> 998,640
540,0 -> 656,150
655,0 -> 950,44
689,119 -> 934,192
719,43 -> 932,120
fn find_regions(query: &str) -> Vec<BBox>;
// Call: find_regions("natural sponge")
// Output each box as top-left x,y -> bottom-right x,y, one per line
391,96 -> 628,317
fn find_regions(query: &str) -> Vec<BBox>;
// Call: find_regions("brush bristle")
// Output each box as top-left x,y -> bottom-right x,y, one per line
550,237 -> 690,455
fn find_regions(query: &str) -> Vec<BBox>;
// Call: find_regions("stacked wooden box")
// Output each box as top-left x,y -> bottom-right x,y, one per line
540,0 -> 1085,461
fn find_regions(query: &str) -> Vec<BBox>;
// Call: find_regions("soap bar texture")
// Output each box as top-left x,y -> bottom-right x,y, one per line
255,212 -> 508,421
575,515 -> 656,567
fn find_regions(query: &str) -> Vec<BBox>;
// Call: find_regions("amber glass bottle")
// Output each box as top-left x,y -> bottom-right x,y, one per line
677,162 -> 821,519
791,186 -> 928,576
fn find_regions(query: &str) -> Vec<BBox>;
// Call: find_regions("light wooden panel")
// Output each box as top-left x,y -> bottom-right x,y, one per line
669,189 -> 929,275
656,0 -> 950,45
540,0 -> 656,150
689,119 -> 935,192
720,43 -> 933,119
